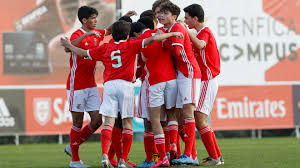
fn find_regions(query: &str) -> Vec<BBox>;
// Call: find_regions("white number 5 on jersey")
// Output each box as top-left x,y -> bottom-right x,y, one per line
111,50 -> 122,68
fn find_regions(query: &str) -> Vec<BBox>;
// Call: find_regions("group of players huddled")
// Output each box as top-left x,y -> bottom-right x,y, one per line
60,0 -> 222,168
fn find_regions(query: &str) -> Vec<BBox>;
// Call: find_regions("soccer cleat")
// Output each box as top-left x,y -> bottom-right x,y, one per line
118,158 -> 133,168
110,158 -> 118,167
137,160 -> 155,167
102,154 -> 114,168
218,156 -> 224,165
128,161 -> 136,167
170,144 -> 177,162
166,152 -> 170,161
153,154 -> 159,164
151,156 -> 170,168
192,157 -> 199,166
171,154 -> 193,165
69,160 -> 90,168
199,157 -> 220,166
64,144 -> 72,157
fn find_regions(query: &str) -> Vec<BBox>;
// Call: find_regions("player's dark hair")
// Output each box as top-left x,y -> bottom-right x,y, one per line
112,21 -> 131,41
130,22 -> 147,38
77,6 -> 98,24
159,1 -> 181,20
152,0 -> 169,12
119,16 -> 133,23
183,4 -> 204,22
138,16 -> 154,30
140,10 -> 155,20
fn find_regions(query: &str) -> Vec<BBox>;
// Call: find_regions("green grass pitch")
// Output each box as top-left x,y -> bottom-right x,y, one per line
0,137 -> 299,168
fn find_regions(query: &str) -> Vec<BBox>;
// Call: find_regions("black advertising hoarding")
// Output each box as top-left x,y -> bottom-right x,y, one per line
0,90 -> 25,134
292,85 -> 300,126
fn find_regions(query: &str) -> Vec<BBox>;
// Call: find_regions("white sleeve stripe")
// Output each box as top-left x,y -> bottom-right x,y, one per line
172,43 -> 184,48
87,50 -> 93,60
142,39 -> 146,48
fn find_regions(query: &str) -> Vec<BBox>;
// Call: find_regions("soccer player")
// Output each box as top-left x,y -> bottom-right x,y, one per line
132,21 -> 159,168
106,13 -> 137,168
61,20 -> 183,168
133,14 -> 178,167
63,6 -> 108,168
183,4 -> 223,166
157,1 -> 202,165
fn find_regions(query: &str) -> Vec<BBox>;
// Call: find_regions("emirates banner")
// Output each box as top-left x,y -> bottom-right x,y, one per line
210,85 -> 294,130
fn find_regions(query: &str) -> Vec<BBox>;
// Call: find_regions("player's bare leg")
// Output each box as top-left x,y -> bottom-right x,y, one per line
195,111 -> 220,166
101,116 -> 115,168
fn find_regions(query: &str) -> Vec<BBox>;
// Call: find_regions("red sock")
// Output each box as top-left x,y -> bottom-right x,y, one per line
168,121 -> 178,148
114,128 -> 123,161
79,123 -> 96,145
178,125 -> 185,141
122,128 -> 133,162
70,125 -> 81,161
144,131 -> 154,162
108,142 -> 115,160
183,117 -> 196,157
192,138 -> 197,159
211,128 -> 221,157
154,134 -> 166,160
154,141 -> 158,154
163,126 -> 170,153
108,128 -> 122,160
177,133 -> 181,157
101,125 -> 113,155
199,126 -> 218,160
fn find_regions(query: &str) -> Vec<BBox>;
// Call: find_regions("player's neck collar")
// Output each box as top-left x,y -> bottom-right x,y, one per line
197,26 -> 206,35
114,40 -> 127,44
80,27 -> 87,34
167,22 -> 177,33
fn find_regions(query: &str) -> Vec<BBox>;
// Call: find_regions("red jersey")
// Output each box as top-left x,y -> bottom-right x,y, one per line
67,28 -> 106,90
167,22 -> 201,79
194,27 -> 220,80
138,29 -> 176,86
87,39 -> 145,83
136,53 -> 146,82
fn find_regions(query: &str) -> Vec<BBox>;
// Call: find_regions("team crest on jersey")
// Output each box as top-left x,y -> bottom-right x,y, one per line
85,42 -> 88,46
33,98 -> 51,126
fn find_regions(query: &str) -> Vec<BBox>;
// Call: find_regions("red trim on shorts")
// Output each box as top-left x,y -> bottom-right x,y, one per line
196,80 -> 209,111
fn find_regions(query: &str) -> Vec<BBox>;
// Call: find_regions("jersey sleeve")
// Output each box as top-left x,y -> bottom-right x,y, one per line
70,31 -> 84,48
129,39 -> 145,53
169,25 -> 185,47
87,43 -> 108,61
197,30 -> 209,45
